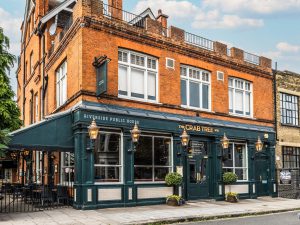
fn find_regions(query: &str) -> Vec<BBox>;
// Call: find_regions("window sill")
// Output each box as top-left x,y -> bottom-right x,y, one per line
118,95 -> 161,105
180,105 -> 212,112
94,182 -> 123,185
279,123 -> 300,129
229,112 -> 255,120
135,181 -> 166,184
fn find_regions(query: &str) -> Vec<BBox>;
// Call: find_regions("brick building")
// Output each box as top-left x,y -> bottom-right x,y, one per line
275,70 -> 300,198
9,0 -> 277,209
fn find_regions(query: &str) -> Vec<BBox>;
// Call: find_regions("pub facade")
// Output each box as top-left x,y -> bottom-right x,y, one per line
11,0 -> 277,209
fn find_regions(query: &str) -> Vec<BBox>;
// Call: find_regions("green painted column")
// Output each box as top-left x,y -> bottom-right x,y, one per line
213,138 -> 223,199
269,144 -> 276,196
248,143 -> 256,198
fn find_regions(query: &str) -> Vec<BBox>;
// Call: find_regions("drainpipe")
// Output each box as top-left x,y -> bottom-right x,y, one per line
22,41 -> 26,124
273,62 -> 278,142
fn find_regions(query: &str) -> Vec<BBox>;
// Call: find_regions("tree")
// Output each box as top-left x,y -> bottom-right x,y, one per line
0,27 -> 22,156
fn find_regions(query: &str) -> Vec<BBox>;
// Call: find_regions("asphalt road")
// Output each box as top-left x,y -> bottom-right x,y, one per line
177,211 -> 300,225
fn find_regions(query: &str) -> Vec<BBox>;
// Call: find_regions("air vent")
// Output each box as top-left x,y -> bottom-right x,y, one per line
217,71 -> 224,81
166,58 -> 175,69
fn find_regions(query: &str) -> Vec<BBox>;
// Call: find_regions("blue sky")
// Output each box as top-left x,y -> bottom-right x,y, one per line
1,0 -> 300,94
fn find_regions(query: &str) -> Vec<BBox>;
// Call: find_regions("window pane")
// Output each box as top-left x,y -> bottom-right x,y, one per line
95,166 -> 120,182
154,137 -> 171,166
235,90 -> 243,114
223,144 -> 233,167
245,92 -> 251,115
131,68 -> 144,98
147,72 -> 156,100
95,133 -> 120,165
134,167 -> 152,182
135,136 -> 152,165
229,89 -> 233,112
118,65 -> 128,95
190,81 -> 200,108
234,144 -> 246,167
202,84 -> 209,109
154,167 -> 170,181
235,168 -> 248,180
181,79 -> 187,105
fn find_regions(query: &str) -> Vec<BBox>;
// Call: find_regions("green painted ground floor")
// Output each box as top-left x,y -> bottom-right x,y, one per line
9,101 -> 277,209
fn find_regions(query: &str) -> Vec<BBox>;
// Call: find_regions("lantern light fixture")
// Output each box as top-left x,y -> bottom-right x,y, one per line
180,129 -> 190,147
255,136 -> 263,152
221,133 -> 229,149
130,123 -> 141,144
88,119 -> 99,140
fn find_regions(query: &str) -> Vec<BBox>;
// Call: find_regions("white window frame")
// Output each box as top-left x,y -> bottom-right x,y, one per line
35,151 -> 42,184
60,152 -> 74,186
34,93 -> 38,123
180,65 -> 211,111
166,57 -> 175,69
280,92 -> 299,126
118,49 -> 159,103
134,133 -> 173,184
223,142 -> 248,181
217,71 -> 224,81
30,51 -> 34,75
56,61 -> 67,108
94,130 -> 124,185
228,77 -> 253,117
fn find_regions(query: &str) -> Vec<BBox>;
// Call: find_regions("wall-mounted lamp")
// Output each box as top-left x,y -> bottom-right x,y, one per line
129,123 -> 141,152
221,133 -> 229,149
87,119 -> 99,151
180,129 -> 190,147
255,136 -> 263,152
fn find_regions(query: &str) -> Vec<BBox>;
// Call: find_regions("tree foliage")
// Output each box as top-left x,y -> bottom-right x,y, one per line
0,27 -> 21,131
0,27 -> 22,156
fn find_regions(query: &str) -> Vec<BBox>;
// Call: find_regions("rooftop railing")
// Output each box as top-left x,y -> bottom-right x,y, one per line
244,52 -> 260,65
184,32 -> 214,51
102,2 -> 145,28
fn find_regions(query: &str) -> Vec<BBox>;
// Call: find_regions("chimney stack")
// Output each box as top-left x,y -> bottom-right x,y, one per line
108,0 -> 123,20
156,9 -> 168,28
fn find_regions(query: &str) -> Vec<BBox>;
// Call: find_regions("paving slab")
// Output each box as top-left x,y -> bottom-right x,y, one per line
0,197 -> 300,225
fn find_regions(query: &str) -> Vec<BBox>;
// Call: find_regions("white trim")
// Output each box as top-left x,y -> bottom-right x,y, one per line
166,57 -> 175,69
40,0 -> 76,25
180,65 -> 211,111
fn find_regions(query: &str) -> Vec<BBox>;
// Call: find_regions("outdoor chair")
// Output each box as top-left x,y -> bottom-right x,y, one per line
56,185 -> 69,206
40,186 -> 53,207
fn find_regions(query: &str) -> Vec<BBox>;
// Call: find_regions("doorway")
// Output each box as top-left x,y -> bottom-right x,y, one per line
255,154 -> 270,196
186,141 -> 210,200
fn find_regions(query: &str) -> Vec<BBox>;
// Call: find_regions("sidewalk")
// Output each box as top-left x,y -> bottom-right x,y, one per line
1,197 -> 300,225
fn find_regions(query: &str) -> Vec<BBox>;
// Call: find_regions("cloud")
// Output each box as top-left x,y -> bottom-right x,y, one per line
192,10 -> 264,29
276,42 -> 300,53
202,0 -> 300,14
134,0 -> 198,19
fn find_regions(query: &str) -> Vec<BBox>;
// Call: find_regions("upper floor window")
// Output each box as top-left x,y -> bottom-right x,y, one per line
29,51 -> 34,75
280,93 -> 299,126
34,92 -> 38,123
180,65 -> 211,110
118,49 -> 158,102
229,78 -> 252,116
56,61 -> 67,108
282,146 -> 300,169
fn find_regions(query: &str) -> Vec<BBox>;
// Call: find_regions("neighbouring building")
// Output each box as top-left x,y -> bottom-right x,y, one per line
9,0 -> 277,209
275,70 -> 300,198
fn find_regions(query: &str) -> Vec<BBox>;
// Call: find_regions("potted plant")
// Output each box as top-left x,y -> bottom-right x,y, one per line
165,172 -> 184,206
223,172 -> 238,203
166,195 -> 184,206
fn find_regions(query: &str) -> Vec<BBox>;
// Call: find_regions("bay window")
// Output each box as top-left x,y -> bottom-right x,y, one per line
229,78 -> 252,116
180,65 -> 211,110
94,131 -> 122,183
223,143 -> 248,181
56,61 -> 67,108
118,49 -> 158,102
134,135 -> 172,182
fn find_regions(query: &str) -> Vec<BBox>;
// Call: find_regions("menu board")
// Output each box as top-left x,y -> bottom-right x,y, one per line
190,141 -> 206,155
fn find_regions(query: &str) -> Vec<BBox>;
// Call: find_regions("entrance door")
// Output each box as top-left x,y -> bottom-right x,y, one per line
255,155 -> 269,196
186,141 -> 209,200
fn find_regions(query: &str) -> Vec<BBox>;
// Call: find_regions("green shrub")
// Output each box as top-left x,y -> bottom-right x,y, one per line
166,195 -> 182,203
223,172 -> 238,185
165,172 -> 183,186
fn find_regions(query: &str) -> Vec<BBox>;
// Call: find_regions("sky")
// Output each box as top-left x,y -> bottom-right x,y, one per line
1,0 -> 300,94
